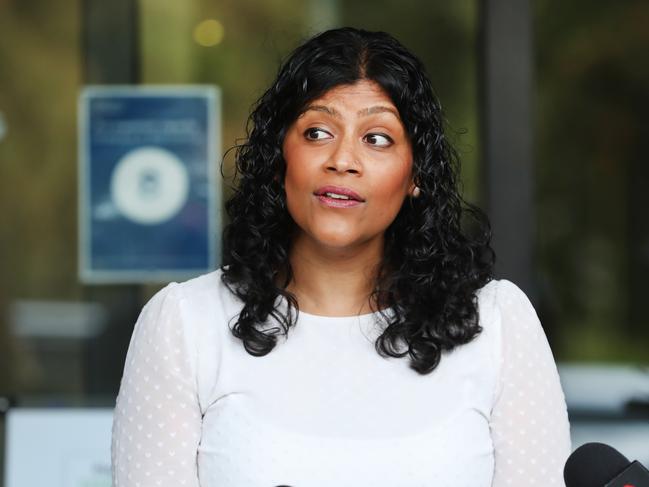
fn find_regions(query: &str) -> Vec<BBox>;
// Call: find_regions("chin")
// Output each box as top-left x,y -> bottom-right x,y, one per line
309,229 -> 380,252
319,237 -> 362,251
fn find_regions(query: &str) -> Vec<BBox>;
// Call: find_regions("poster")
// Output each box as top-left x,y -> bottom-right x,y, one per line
78,86 -> 220,283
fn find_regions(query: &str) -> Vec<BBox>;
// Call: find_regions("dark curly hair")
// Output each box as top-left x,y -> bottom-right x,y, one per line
221,27 -> 495,374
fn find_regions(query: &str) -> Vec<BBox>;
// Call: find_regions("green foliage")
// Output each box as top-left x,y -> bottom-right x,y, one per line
535,0 -> 649,361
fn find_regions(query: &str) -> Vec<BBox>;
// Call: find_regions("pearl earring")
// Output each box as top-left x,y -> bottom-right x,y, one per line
412,186 -> 421,198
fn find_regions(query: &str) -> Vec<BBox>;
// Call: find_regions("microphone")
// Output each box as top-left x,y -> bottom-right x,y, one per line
564,442 -> 649,487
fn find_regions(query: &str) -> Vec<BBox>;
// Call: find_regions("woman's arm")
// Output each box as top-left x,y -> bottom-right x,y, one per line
112,283 -> 202,487
489,280 -> 571,487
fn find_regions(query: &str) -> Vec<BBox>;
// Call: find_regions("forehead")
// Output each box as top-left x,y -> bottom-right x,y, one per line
308,79 -> 396,111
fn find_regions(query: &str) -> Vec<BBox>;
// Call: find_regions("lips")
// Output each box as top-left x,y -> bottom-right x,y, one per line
313,185 -> 365,202
313,185 -> 365,209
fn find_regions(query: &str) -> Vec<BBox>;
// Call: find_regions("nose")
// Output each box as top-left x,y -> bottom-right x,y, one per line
325,136 -> 361,175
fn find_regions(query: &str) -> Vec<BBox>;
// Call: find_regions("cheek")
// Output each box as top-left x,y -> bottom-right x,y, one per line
282,147 -> 312,222
284,177 -> 304,222
373,164 -> 413,205
284,160 -> 308,205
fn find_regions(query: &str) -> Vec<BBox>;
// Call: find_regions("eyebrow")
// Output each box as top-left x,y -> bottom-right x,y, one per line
305,104 -> 400,119
357,106 -> 400,118
305,105 -> 341,118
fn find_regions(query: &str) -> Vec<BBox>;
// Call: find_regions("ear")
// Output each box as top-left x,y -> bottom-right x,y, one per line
408,178 -> 420,198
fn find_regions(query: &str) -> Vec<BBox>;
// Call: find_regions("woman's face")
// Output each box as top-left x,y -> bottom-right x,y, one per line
282,79 -> 415,254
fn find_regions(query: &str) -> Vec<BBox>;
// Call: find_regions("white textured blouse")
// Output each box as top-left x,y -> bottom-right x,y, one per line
112,270 -> 571,487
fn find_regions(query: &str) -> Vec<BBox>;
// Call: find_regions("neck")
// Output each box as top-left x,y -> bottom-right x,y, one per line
286,234 -> 384,317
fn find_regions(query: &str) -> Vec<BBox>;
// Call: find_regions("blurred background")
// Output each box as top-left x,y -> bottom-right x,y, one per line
0,0 -> 648,485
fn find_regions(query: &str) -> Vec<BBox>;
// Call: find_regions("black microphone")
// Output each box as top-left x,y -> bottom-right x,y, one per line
564,442 -> 649,487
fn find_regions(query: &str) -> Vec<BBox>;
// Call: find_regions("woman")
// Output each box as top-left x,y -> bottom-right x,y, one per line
112,27 -> 571,486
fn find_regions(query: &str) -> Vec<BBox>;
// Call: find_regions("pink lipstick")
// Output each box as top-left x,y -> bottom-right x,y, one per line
313,185 -> 365,208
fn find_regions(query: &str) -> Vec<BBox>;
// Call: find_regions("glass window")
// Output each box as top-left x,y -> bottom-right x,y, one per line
535,0 -> 649,362
0,0 -> 480,401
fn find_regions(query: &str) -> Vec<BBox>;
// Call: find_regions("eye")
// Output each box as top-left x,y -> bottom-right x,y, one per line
364,133 -> 393,147
304,127 -> 332,140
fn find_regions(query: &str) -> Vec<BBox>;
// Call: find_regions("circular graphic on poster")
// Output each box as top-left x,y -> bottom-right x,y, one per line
110,146 -> 190,225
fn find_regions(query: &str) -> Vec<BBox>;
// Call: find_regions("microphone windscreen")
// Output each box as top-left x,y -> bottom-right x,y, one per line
564,442 -> 630,487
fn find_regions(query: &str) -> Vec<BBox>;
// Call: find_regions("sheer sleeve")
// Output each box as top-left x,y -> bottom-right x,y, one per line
489,280 -> 571,487
111,283 -> 202,487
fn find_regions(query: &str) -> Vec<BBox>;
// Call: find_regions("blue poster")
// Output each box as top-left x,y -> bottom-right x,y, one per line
78,86 -> 220,283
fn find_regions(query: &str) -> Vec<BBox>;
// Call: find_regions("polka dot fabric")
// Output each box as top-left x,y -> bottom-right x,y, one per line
489,280 -> 571,486
112,284 -> 202,487
111,272 -> 571,486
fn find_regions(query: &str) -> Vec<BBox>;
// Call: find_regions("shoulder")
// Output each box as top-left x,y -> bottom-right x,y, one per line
473,278 -> 543,356
138,270 -> 223,316
475,278 -> 537,317
158,268 -> 240,312
476,279 -> 551,366
172,268 -> 225,299
137,268 -> 239,338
